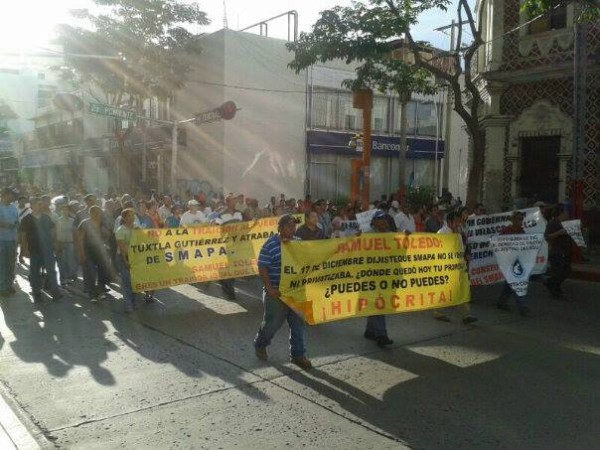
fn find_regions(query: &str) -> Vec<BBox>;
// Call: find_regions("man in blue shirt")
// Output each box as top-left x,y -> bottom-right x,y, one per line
0,188 -> 19,296
254,214 -> 312,370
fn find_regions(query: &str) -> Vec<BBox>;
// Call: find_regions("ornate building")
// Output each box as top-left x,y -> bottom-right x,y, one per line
475,0 -> 599,220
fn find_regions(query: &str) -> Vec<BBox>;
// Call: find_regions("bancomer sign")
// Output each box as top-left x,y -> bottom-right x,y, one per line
307,130 -> 444,159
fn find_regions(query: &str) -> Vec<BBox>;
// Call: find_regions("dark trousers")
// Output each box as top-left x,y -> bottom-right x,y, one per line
498,281 -> 527,306
547,253 -> 571,293
83,254 -> 111,296
366,315 -> 387,337
30,250 -> 59,298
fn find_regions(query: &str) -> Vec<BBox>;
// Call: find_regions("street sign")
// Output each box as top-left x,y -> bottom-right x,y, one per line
88,102 -> 137,121
194,101 -> 238,124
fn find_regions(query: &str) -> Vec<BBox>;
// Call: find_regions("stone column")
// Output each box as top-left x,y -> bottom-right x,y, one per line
506,154 -> 520,203
481,116 -> 512,212
557,152 -> 571,203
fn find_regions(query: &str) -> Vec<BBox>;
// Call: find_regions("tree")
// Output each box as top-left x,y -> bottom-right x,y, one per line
288,0 -> 489,205
54,0 -> 210,191
288,3 -> 438,200
55,0 -> 210,108
523,0 -> 600,19
289,0 -> 599,206
343,59 -> 437,198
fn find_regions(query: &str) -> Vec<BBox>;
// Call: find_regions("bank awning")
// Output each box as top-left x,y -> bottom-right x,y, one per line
307,130 -> 444,159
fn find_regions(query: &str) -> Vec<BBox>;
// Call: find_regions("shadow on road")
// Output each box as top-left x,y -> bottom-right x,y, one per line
0,281 -> 117,385
276,281 -> 600,449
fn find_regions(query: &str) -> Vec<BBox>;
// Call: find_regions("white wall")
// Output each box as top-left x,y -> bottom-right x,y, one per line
176,30 -> 307,204
445,99 -> 470,202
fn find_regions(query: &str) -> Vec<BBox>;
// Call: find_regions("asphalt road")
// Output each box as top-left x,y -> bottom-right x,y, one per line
1,266 -> 599,449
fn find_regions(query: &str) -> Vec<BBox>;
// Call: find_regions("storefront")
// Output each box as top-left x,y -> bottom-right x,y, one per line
307,130 -> 445,203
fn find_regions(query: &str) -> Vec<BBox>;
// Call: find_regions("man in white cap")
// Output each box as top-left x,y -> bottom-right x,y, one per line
180,199 -> 206,226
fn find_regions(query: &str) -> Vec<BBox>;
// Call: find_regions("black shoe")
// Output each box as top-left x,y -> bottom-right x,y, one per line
376,336 -> 394,348
462,316 -> 478,325
496,303 -> 511,312
519,306 -> 531,316
144,294 -> 156,304
544,281 -> 561,298
364,330 -> 376,341
434,314 -> 451,322
291,356 -> 312,370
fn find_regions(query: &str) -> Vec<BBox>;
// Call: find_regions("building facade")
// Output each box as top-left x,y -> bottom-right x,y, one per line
175,29 -> 448,205
475,0 -> 599,220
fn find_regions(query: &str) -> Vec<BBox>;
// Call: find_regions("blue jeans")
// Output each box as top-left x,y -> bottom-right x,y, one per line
117,258 -> 135,309
0,240 -> 16,292
29,248 -> 59,298
254,290 -> 306,358
56,242 -> 78,282
366,315 -> 387,337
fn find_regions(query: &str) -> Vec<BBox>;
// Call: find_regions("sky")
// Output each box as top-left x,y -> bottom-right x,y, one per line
0,0 -> 458,56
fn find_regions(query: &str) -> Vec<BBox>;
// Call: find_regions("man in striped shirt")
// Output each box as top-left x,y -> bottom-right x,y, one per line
254,214 -> 312,370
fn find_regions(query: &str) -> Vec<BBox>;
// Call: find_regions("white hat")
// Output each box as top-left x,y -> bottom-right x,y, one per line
188,199 -> 200,206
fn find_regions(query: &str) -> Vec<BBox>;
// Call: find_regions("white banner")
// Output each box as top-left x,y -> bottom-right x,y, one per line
562,220 -> 586,248
355,210 -> 377,232
490,234 -> 544,297
467,208 -> 548,285
337,220 -> 360,237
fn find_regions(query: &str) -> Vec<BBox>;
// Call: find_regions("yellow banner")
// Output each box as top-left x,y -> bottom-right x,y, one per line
129,216 -> 287,292
280,233 -> 471,324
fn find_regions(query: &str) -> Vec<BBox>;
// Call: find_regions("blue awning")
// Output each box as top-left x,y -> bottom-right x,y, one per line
307,130 -> 444,159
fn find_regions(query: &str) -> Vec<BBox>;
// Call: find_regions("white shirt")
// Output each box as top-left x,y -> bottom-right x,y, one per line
394,211 -> 416,233
158,205 -> 172,223
114,215 -> 141,232
180,210 -> 206,226
215,211 -> 243,225
437,223 -> 464,251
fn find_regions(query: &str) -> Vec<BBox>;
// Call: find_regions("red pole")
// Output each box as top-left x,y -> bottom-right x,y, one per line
353,89 -> 373,211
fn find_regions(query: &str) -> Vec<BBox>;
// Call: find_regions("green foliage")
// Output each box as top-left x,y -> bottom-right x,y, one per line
521,0 -> 600,21
55,0 -> 210,105
286,0 -> 444,98
406,185 -> 436,210
342,58 -> 437,97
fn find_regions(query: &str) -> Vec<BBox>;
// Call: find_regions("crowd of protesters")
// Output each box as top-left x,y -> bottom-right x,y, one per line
0,183 -> 577,370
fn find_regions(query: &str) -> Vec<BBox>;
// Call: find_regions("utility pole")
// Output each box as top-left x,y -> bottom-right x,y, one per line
351,89 -> 374,210
435,20 -> 466,195
170,122 -> 179,194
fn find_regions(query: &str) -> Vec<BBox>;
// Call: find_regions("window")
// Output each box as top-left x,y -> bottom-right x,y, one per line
529,5 -> 567,34
372,96 -> 388,133
416,102 -> 436,136
312,90 -> 330,128
37,89 -> 54,108
344,114 -> 356,130
312,88 -> 389,132
393,100 -> 417,135
416,101 -> 443,137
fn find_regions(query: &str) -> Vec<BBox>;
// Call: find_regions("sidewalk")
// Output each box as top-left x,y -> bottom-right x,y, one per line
0,390 -> 40,450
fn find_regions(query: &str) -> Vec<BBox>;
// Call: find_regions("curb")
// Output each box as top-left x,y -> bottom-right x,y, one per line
0,385 -> 44,449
